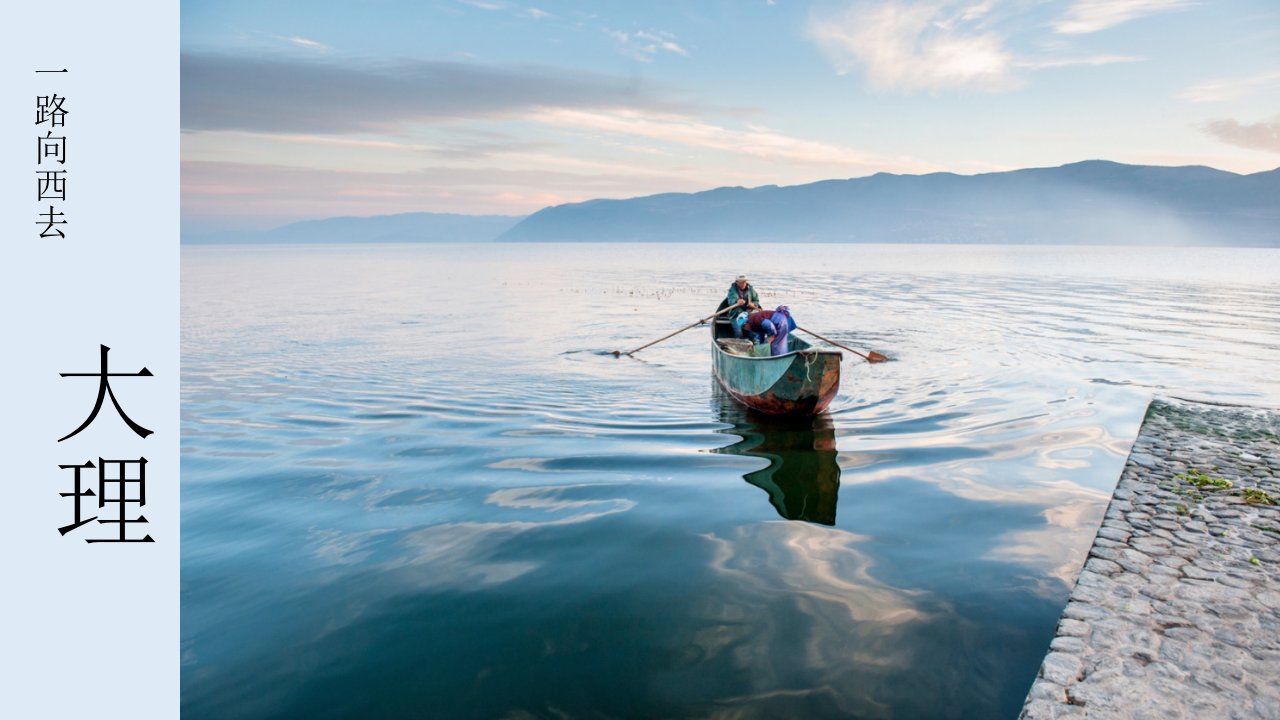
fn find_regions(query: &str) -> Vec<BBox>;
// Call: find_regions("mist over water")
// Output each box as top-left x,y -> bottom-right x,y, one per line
182,243 -> 1280,719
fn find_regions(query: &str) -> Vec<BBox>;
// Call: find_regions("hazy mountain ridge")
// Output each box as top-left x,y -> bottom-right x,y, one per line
499,161 -> 1280,246
182,162 -> 1280,246
184,211 -> 525,244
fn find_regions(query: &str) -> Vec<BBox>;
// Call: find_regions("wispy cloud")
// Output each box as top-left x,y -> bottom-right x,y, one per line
808,1 -> 1168,92
185,128 -> 564,168
1200,115 -> 1280,153
457,0 -> 550,19
636,31 -> 688,56
1176,70 -> 1280,103
181,53 -> 681,134
1053,0 -> 1194,35
1017,54 -> 1143,70
526,108 -> 929,173
274,35 -> 330,51
807,1 -> 1017,92
181,158 -> 710,226
607,28 -> 688,62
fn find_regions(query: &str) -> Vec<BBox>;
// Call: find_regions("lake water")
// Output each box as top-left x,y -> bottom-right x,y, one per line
181,243 -> 1280,719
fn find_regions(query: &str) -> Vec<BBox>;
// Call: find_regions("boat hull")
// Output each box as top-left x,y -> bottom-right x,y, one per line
711,325 -> 841,416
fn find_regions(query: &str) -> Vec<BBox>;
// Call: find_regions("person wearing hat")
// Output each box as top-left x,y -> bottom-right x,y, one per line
726,274 -> 760,313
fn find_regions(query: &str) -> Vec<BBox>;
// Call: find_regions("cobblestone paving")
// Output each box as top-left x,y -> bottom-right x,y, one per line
1021,399 -> 1280,719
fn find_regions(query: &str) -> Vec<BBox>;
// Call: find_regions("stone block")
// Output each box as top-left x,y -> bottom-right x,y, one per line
1252,697 -> 1280,720
1149,660 -> 1186,681
1026,680 -> 1067,703
1160,625 -> 1201,642
1130,452 -> 1159,469
1068,675 -> 1141,710
1140,583 -> 1173,602
1212,661 -> 1245,682
1132,536 -> 1174,555
1041,652 -> 1083,686
1183,564 -> 1220,581
1058,618 -> 1089,637
1097,526 -> 1132,543
1072,584 -> 1106,604
1063,602 -> 1109,621
1049,636 -> 1086,654
1020,698 -> 1085,719
1083,558 -> 1122,576
1089,545 -> 1121,561
1216,574 -> 1253,590
1174,583 -> 1224,604
1120,598 -> 1153,616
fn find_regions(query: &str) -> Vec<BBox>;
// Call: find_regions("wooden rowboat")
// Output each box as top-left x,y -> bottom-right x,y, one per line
710,316 -> 841,416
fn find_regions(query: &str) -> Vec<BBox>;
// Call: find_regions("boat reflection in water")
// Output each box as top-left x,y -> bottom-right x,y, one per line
712,389 -> 842,525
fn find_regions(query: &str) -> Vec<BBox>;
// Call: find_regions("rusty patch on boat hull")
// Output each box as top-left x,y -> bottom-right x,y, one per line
714,349 -> 841,416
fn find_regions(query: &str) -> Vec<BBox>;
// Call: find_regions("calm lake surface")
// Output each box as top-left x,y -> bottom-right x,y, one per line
182,244 -> 1280,719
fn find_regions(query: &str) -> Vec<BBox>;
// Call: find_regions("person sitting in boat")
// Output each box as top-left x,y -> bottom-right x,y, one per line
744,306 -> 795,356
725,274 -> 760,312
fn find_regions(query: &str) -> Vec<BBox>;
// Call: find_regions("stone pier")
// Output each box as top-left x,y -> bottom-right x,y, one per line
1021,398 -> 1280,719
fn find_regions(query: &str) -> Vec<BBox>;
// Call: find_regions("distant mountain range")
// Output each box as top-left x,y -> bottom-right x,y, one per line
184,162 -> 1280,246
500,161 -> 1279,246
183,212 -> 524,245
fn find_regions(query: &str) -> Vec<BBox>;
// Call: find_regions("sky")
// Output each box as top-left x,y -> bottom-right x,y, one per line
181,0 -> 1280,233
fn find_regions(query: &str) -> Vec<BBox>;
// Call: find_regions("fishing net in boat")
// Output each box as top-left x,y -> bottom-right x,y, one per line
717,338 -> 761,356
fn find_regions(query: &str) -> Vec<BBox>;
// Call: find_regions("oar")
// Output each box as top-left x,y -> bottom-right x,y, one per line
614,305 -> 738,357
796,326 -> 889,363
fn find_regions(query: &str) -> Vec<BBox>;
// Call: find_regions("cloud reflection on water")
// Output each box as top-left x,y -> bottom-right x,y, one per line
382,484 -> 637,589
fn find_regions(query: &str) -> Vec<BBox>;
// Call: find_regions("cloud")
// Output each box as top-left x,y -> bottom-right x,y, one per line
807,1 -> 1171,91
181,53 -> 675,134
635,30 -> 688,56
1053,0 -> 1194,35
807,1 -> 1018,92
526,108 -> 930,172
988,499 -> 1105,586
607,28 -> 689,62
181,157 -> 712,226
1200,115 -> 1280,153
187,127 -> 559,165
1017,54 -> 1143,70
275,35 -> 330,51
1176,70 -> 1280,103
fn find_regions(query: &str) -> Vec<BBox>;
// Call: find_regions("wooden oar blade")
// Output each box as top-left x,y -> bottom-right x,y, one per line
795,326 -> 890,365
